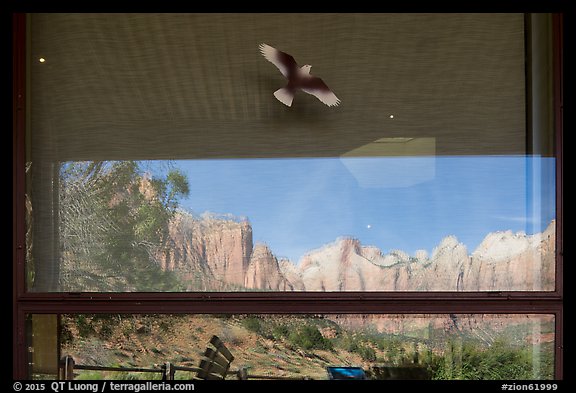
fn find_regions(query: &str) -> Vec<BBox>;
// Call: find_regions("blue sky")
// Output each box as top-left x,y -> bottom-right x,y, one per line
167,156 -> 555,264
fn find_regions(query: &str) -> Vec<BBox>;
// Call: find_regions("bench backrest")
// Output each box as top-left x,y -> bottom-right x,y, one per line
196,335 -> 235,380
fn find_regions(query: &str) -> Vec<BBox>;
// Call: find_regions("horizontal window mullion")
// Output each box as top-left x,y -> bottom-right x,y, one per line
16,296 -> 562,315
16,290 -> 564,301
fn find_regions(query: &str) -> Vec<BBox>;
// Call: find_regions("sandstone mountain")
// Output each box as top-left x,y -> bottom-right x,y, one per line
161,212 -> 253,290
244,243 -> 295,291
161,211 -> 555,291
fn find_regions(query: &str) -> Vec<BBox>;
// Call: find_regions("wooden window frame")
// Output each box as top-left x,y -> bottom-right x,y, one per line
12,12 -> 564,380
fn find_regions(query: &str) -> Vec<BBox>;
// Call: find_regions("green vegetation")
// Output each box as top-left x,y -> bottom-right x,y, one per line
288,325 -> 333,351
61,314 -> 554,381
428,339 -> 554,380
334,332 -> 378,361
233,315 -> 553,380
61,314 -> 179,346
272,324 -> 290,339
57,161 -> 190,291
75,372 -> 104,380
241,316 -> 263,334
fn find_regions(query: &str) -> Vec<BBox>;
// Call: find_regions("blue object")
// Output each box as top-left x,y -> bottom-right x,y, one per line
326,366 -> 367,380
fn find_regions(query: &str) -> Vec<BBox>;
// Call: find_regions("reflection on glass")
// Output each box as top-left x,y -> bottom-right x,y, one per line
25,13 -> 556,293
26,156 -> 555,292
340,137 -> 436,188
45,314 -> 554,380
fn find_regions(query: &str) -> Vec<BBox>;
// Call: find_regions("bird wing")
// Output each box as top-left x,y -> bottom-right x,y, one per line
300,77 -> 341,107
259,43 -> 298,79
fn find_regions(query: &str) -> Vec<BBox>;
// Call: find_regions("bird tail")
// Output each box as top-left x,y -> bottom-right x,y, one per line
274,88 -> 294,107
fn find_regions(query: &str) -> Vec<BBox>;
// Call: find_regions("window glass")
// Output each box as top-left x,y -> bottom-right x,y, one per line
26,313 -> 555,380
26,13 -> 556,292
27,314 -> 59,380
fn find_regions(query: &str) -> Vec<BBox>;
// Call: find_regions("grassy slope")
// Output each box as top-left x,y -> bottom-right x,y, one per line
61,314 -> 554,380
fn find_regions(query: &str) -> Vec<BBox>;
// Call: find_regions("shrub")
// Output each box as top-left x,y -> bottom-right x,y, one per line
242,316 -> 262,334
357,345 -> 377,362
272,324 -> 290,339
427,339 -> 546,380
75,315 -> 94,338
288,325 -> 333,351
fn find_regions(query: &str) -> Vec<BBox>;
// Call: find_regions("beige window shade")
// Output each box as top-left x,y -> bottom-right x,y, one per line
29,13 -> 531,162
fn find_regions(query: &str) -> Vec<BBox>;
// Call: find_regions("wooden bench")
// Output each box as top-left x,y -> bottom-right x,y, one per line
195,335 -> 235,380
59,335 -> 236,380
162,335 -> 236,380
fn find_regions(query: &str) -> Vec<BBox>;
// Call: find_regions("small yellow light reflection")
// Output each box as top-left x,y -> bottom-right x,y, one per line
389,114 -> 394,119
39,58 -> 46,63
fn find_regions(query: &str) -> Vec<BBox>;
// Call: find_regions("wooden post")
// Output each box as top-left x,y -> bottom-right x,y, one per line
237,367 -> 248,380
59,356 -> 75,380
164,362 -> 174,380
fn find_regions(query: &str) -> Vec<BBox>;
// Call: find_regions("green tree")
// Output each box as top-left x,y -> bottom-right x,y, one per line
59,161 -> 189,291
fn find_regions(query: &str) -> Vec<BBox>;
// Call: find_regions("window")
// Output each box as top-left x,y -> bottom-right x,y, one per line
30,313 -> 555,380
13,12 -> 563,380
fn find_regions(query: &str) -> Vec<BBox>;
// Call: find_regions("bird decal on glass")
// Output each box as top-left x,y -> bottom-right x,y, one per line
259,43 -> 341,107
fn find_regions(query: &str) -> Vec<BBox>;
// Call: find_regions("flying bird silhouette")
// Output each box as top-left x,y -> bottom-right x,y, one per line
259,43 -> 341,107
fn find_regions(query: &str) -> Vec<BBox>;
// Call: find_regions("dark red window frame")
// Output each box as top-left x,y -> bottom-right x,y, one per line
12,12 -> 564,380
